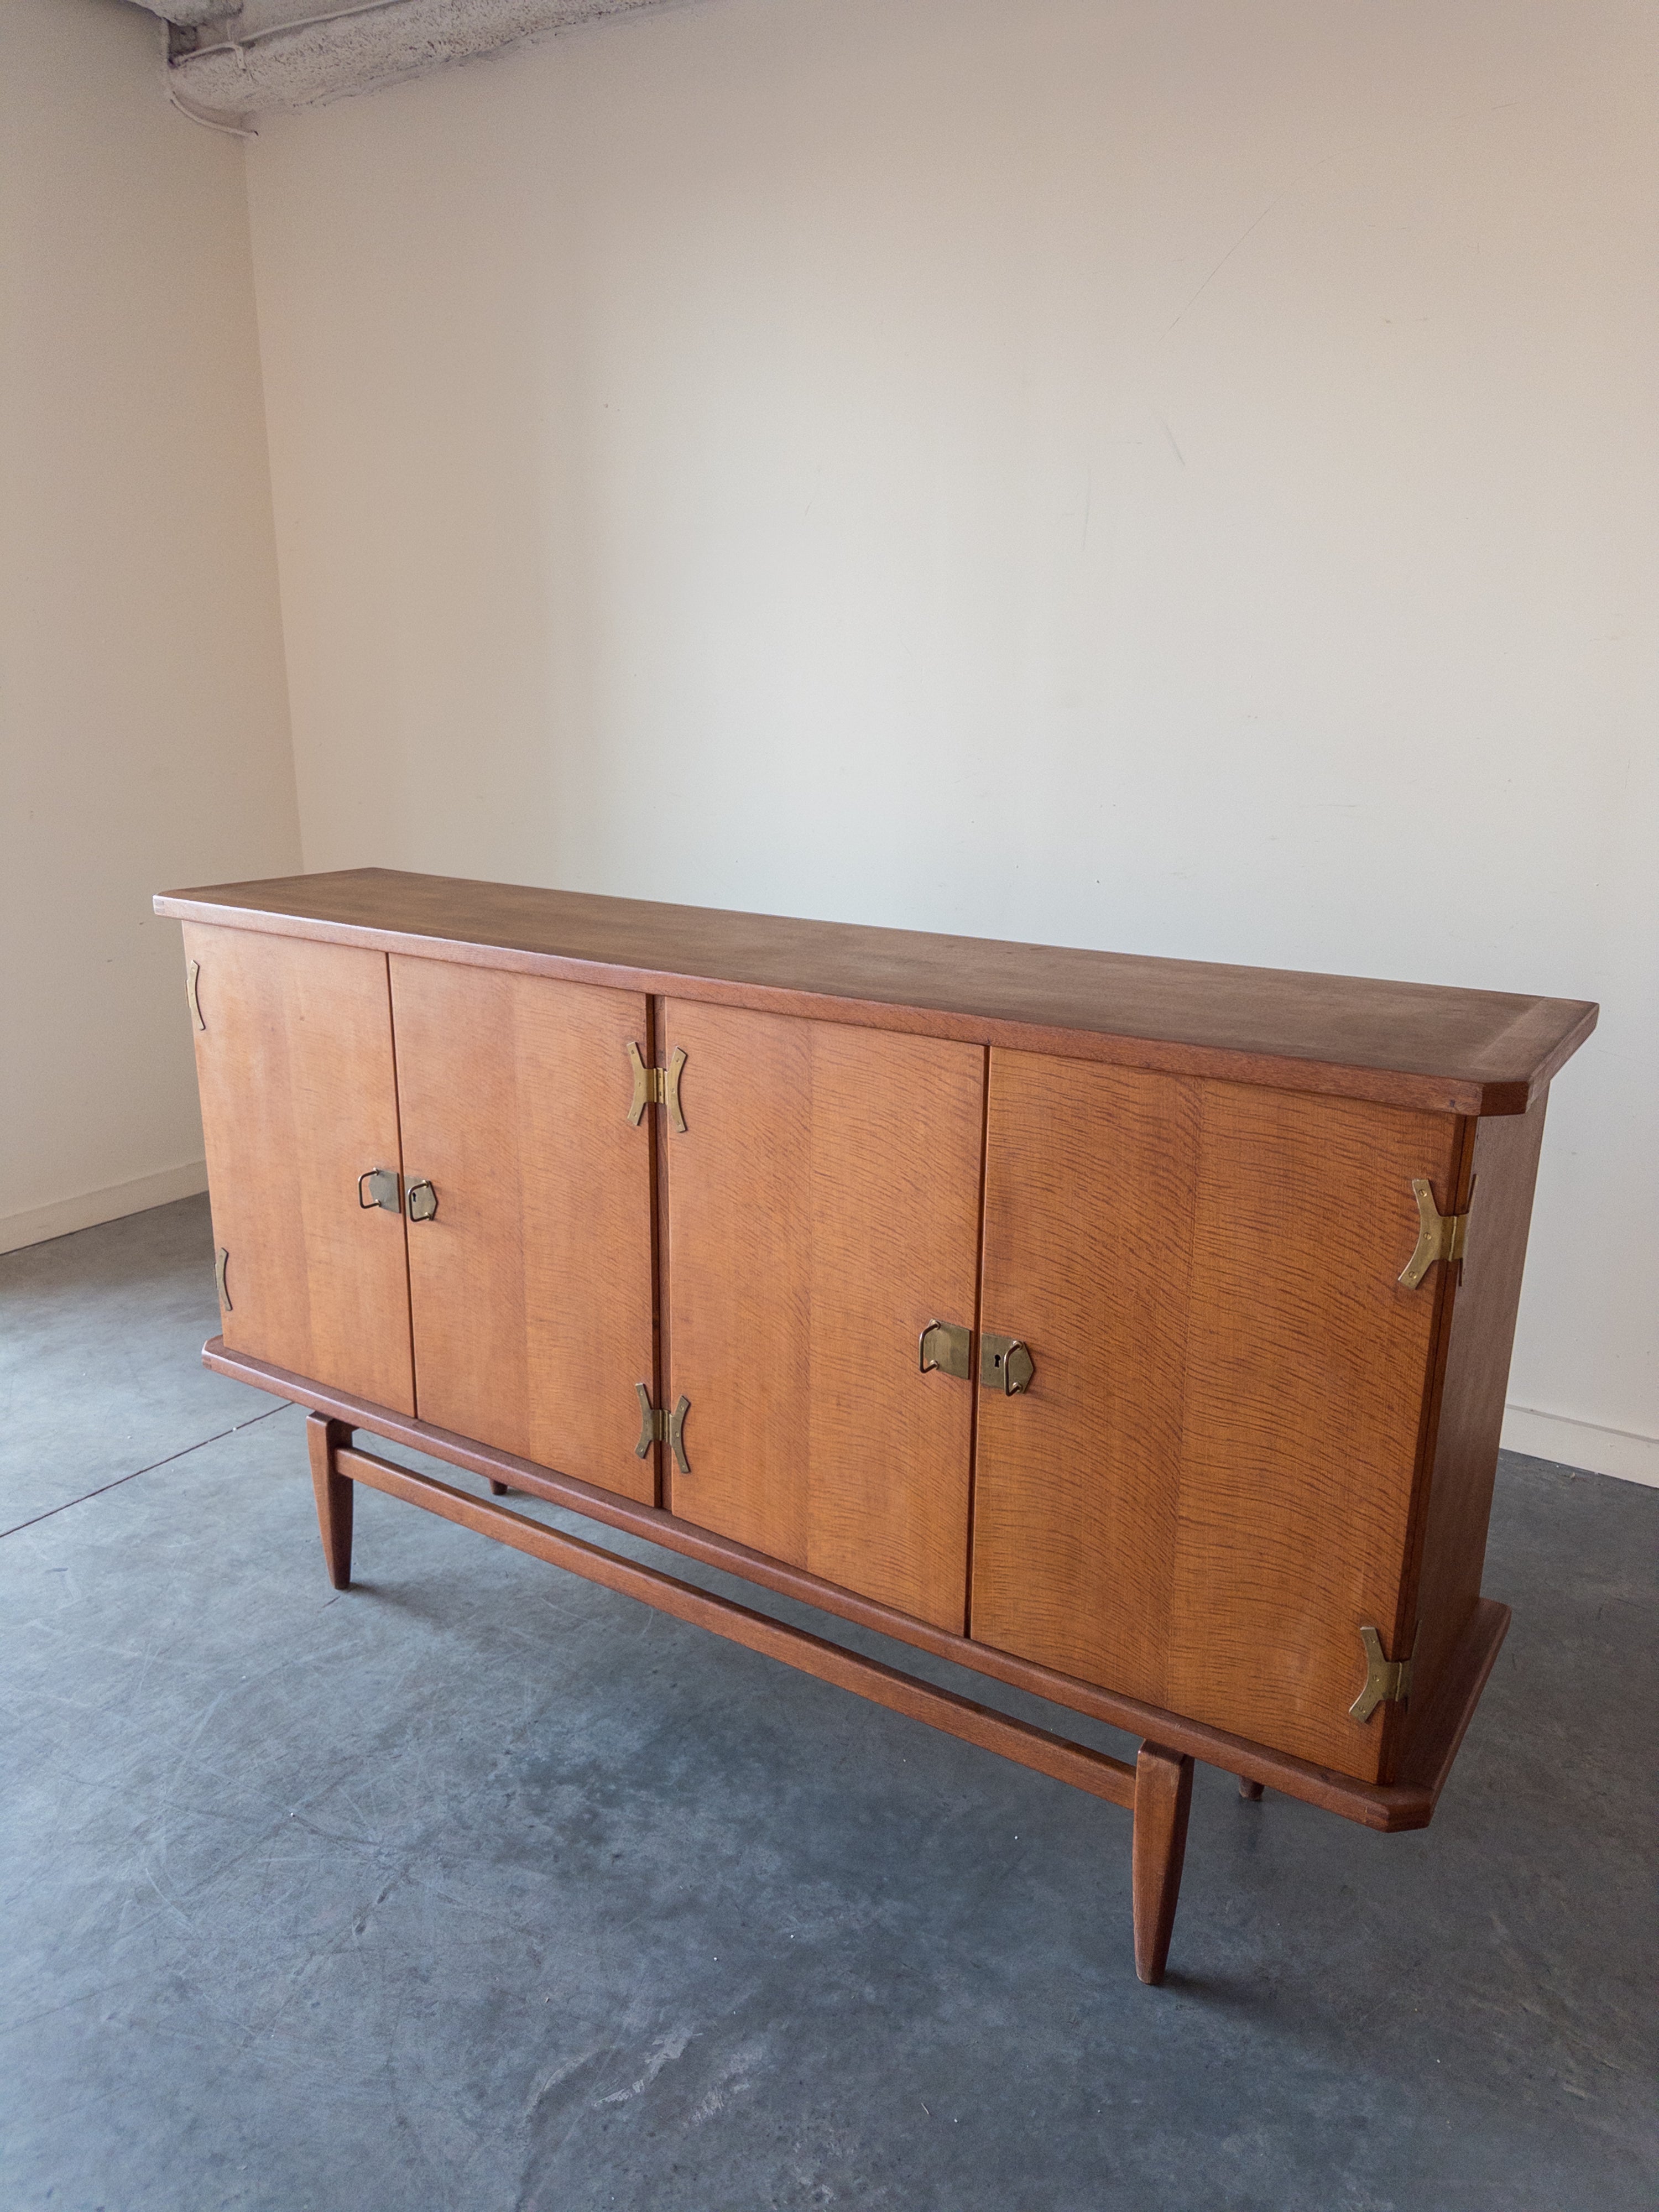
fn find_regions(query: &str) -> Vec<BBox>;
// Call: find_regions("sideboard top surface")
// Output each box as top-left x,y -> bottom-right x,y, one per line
155,868 -> 1596,1116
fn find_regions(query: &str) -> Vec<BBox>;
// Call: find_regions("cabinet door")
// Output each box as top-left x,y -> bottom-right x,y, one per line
664,1003 -> 984,1632
184,923 -> 414,1412
388,957 -> 656,1503
969,1050 -> 1462,1781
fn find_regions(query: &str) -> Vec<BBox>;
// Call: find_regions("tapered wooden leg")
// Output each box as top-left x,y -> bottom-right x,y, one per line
306,1412 -> 355,1589
1133,1741 -> 1194,1986
1238,1775 -> 1265,1801
488,1480 -> 510,1495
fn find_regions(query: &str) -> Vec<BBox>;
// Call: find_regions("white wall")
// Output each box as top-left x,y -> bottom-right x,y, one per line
243,0 -> 1657,1479
0,0 -> 300,1251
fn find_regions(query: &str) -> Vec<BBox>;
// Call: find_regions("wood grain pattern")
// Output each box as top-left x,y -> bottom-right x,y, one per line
1401,1089 -> 1548,1744
971,1055 -> 1199,1697
306,1412 -> 355,1588
664,1001 -> 985,1630
182,922 -> 414,1411
156,869 -> 1598,1117
970,1057 -> 1462,1782
1132,1744 -> 1194,1986
333,1442 -> 1138,1813
1167,1082 -> 1463,1780
204,1332 -> 1508,1833
387,957 -> 655,1503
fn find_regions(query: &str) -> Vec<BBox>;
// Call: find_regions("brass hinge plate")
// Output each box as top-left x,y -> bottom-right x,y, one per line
919,1320 -> 972,1380
627,1042 -> 687,1133
635,1384 -> 691,1474
1349,1625 -> 1413,1722
1399,1178 -> 1470,1289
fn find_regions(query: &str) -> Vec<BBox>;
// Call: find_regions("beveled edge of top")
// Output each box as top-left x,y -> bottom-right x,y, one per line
155,867 -> 1598,1117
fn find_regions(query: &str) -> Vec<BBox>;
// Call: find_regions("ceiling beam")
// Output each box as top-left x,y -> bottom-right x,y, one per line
164,0 -> 670,118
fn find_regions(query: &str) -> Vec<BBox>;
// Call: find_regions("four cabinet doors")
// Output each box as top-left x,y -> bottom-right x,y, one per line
187,928 -> 1456,1776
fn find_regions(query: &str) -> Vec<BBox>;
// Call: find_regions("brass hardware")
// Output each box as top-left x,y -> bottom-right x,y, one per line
627,1044 -> 653,1125
919,1320 -> 973,1381
626,1042 -> 688,1134
186,958 -> 205,1032
406,1179 -> 439,1223
666,1394 -> 691,1475
1349,1625 -> 1413,1723
635,1383 -> 659,1458
920,1323 -> 1035,1394
635,1385 -> 691,1474
981,1333 -> 1035,1396
215,1247 -> 231,1313
358,1168 -> 401,1213
1399,1178 -> 1470,1289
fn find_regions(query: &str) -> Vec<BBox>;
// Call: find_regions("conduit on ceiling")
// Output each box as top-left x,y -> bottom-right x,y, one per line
119,0 -> 669,132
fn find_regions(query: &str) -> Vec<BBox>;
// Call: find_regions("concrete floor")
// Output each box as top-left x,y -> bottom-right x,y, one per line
1,1197 -> 1653,2212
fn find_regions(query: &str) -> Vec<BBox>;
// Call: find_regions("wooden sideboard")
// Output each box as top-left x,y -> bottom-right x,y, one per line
155,868 -> 1596,1984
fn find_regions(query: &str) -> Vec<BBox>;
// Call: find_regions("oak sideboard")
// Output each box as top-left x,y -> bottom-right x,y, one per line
155,868 -> 1597,1984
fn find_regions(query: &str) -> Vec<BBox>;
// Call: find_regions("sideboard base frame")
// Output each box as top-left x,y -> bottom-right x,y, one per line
212,1337 -> 1510,1982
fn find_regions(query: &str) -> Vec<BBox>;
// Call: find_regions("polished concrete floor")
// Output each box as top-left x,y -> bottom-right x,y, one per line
2,1196 -> 1653,2212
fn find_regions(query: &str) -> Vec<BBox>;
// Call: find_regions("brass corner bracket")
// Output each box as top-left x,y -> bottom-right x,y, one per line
1349,1625 -> 1413,1723
1399,1178 -> 1470,1289
627,1042 -> 688,1133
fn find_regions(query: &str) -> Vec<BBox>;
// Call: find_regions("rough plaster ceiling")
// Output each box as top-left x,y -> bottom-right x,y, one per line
120,0 -> 672,123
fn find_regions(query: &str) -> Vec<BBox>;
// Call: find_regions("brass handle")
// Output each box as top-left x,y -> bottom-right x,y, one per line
215,1246 -> 232,1313
981,1334 -> 1035,1396
920,1323 -> 1033,1394
186,958 -> 206,1032
406,1179 -> 439,1222
358,1168 -> 402,1212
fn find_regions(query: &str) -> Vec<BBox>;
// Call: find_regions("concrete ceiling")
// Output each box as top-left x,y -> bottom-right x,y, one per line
121,0 -> 671,124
